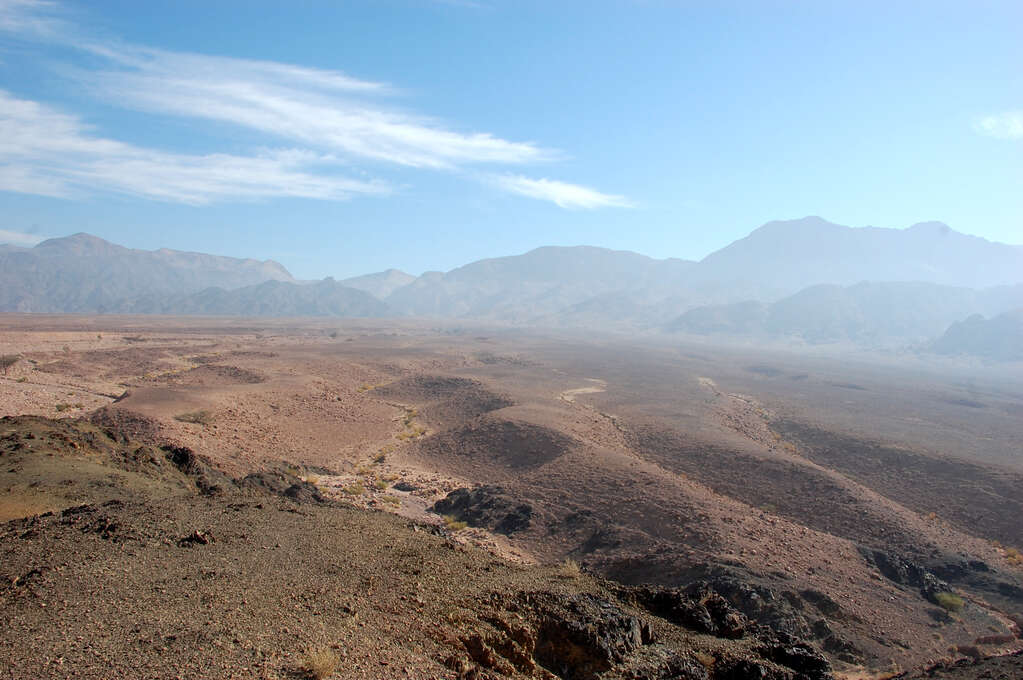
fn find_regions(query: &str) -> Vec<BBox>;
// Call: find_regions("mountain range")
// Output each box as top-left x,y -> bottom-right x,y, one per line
3,217 -> 1022,358
0,233 -> 292,313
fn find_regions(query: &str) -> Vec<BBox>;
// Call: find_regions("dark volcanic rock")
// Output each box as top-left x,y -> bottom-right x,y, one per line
525,592 -> 651,680
762,634 -> 832,680
862,548 -> 954,605
623,582 -> 749,639
161,445 -> 231,495
432,485 -> 533,535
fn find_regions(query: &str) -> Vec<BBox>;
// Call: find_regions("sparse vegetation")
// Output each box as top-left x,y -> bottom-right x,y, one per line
342,483 -> 365,496
174,410 -> 215,427
357,383 -> 373,392
1006,547 -> 1022,567
300,646 -> 340,679
442,514 -> 467,531
373,479 -> 388,490
54,403 -> 73,412
557,559 -> 582,579
934,592 -> 964,613
381,495 -> 401,506
0,354 -> 19,375
16,377 -> 28,383
693,651 -> 716,670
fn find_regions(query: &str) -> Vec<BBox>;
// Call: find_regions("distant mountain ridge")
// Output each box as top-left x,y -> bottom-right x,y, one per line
0,233 -> 294,313
691,217 -> 1023,297
122,278 -> 389,318
666,282 -> 1023,345
3,220 -> 1023,360
931,309 -> 1023,361
340,269 -> 416,300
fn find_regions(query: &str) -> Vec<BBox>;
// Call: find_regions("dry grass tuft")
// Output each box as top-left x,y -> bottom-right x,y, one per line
442,514 -> 467,531
557,559 -> 582,579
301,646 -> 340,679
342,483 -> 365,496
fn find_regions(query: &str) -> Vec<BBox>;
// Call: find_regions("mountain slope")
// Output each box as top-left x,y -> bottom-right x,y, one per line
931,309 -> 1023,361
0,233 -> 294,313
340,268 -> 416,299
385,245 -> 696,319
122,278 -> 390,317
667,282 -> 1023,345
693,217 -> 1023,298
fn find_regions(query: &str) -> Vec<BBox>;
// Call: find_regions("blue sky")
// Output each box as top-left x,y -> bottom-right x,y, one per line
0,0 -> 1020,279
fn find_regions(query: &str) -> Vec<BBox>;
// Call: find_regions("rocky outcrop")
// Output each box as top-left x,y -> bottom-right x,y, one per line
861,549 -> 955,605
432,486 -> 533,535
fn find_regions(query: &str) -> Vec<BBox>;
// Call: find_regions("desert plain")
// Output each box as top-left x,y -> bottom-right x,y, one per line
2,314 -> 1023,680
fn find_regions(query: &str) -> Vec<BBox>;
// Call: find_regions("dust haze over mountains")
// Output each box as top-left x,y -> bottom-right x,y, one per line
3,217 -> 1022,360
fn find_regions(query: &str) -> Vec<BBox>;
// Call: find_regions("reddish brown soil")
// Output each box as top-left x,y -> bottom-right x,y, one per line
2,315 -> 1023,677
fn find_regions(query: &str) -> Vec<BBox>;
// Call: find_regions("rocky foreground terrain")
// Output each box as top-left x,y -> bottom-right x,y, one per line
2,316 -> 1023,679
3,415 -> 835,680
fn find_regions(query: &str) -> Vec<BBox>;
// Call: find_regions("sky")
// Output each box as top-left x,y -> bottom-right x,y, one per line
0,0 -> 1020,279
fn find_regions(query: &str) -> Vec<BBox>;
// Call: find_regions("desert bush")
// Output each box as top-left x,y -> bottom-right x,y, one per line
342,483 -> 365,496
54,403 -> 73,412
373,479 -> 388,490
174,410 -> 214,426
557,559 -> 582,579
934,592 -> 964,613
442,514 -> 467,531
0,354 -> 19,375
300,646 -> 340,679
16,377 -> 28,383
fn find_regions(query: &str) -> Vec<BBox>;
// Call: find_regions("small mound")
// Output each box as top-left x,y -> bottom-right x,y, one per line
156,364 -> 266,386
413,417 -> 574,475
90,406 -> 163,442
374,375 -> 514,427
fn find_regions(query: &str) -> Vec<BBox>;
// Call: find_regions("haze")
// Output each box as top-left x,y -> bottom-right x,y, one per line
2,3 -> 1023,680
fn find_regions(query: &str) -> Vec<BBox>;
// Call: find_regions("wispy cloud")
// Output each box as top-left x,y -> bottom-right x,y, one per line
0,90 -> 389,203
0,0 -> 62,38
489,175 -> 634,210
0,0 -> 629,209
0,228 -> 46,246
81,43 -> 553,169
975,112 -> 1023,140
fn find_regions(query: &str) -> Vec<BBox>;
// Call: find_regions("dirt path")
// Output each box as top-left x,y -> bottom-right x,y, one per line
559,378 -> 606,402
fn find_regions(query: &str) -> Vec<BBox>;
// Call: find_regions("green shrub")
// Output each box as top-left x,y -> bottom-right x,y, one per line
934,592 -> 964,612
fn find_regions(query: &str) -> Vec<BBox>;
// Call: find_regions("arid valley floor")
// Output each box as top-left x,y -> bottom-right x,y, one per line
2,316 -> 1023,679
